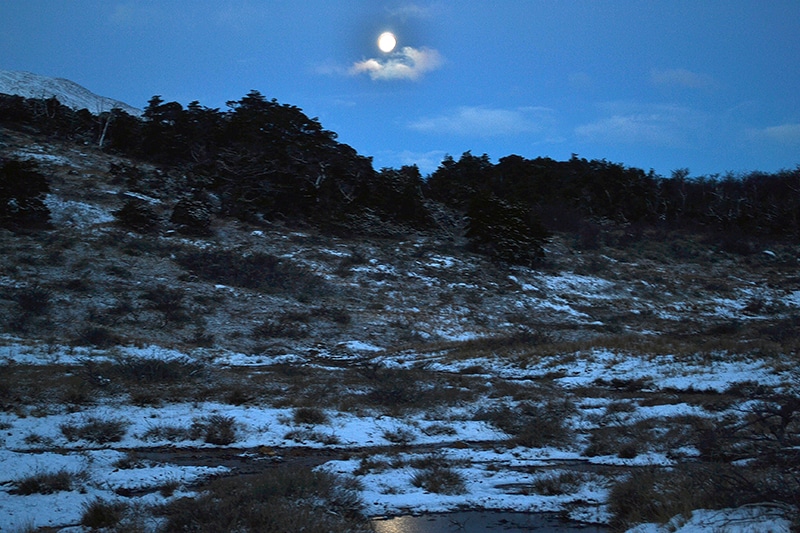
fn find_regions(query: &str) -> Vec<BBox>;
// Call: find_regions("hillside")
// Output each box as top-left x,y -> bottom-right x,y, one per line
0,69 -> 142,116
1,121 -> 799,531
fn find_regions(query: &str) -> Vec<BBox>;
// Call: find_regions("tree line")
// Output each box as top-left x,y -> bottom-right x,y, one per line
1,92 -> 798,265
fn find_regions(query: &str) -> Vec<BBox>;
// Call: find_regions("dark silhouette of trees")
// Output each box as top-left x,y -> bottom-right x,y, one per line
1,90 -> 798,260
466,195 -> 549,265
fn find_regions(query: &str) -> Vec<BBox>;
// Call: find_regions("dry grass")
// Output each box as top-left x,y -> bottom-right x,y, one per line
60,416 -> 129,444
158,466 -> 371,533
409,455 -> 467,495
10,468 -> 82,495
475,399 -> 575,448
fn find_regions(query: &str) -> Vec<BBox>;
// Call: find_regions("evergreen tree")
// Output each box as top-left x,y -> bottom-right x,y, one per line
466,195 -> 548,266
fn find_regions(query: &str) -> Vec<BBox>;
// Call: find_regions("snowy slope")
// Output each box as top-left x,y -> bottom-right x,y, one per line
0,69 -> 141,116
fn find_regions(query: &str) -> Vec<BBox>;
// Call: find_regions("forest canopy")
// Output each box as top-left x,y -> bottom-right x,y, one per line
1,92 -> 798,264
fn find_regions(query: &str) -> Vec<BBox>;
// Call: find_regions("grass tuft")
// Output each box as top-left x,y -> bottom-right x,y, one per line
10,469 -> 77,495
159,466 -> 370,533
60,416 -> 129,444
81,498 -> 128,530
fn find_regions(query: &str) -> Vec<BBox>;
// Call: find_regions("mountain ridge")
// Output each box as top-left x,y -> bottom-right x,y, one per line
0,69 -> 141,116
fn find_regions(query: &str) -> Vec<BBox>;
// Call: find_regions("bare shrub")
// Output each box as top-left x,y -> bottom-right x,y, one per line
608,465 -> 745,531
113,198 -> 159,233
10,469 -> 78,495
60,380 -> 94,409
140,285 -> 190,324
584,424 -> 649,459
60,416 -> 128,444
410,457 -> 466,495
284,427 -> 340,445
175,249 -> 327,298
74,325 -> 120,348
13,285 -> 51,315
293,406 -> 329,425
311,305 -> 351,325
191,414 -> 238,445
382,426 -> 417,445
362,366 -> 424,410
530,471 -> 585,496
225,387 -> 254,406
110,355 -> 204,384
252,317 -> 309,340
476,399 -> 574,448
81,498 -> 127,530
159,466 -> 371,533
142,424 -> 194,443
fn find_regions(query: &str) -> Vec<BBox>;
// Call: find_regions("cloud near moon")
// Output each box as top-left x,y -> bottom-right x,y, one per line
350,46 -> 443,81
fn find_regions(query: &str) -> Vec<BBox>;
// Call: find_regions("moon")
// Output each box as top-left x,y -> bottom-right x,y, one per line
378,31 -> 397,53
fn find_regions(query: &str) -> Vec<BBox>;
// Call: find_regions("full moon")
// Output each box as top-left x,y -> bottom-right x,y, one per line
378,31 -> 397,53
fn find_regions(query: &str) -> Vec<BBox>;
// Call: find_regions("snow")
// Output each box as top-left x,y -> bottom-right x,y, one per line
784,290 -> 800,307
0,448 -> 226,531
341,340 -> 385,352
627,504 -> 793,533
1,236 -> 798,531
0,335 -> 795,533
45,195 -> 115,229
0,69 -> 142,116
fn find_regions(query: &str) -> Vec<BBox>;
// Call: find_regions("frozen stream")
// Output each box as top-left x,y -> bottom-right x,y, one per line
372,511 -> 608,532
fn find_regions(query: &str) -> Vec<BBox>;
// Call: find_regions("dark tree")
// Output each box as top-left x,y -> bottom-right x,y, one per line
466,195 -> 549,266
425,151 -> 493,208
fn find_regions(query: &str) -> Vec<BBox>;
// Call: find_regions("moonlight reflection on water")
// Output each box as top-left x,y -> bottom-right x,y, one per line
372,512 -> 608,533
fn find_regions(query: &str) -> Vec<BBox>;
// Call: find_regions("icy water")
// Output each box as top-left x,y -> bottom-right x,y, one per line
372,512 -> 609,532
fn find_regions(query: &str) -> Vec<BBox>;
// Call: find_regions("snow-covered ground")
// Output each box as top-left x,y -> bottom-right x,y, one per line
0,338 -> 797,531
1,128 -> 798,531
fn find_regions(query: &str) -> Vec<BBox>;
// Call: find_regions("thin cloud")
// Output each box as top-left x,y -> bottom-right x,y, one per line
749,123 -> 800,145
386,4 -> 436,20
409,106 -> 554,137
350,46 -> 442,81
576,103 -> 701,146
650,68 -> 715,89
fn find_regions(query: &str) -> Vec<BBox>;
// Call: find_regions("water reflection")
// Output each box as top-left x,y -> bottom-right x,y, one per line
372,512 -> 608,532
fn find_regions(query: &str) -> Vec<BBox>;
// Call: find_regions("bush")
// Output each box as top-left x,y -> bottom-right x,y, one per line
14,285 -> 51,315
74,325 -> 120,348
81,498 -> 127,530
140,285 -> 190,324
171,197 -> 213,235
293,406 -> 329,425
113,198 -> 159,233
363,367 -> 423,409
252,318 -> 309,340
175,249 -> 327,297
529,471 -> 584,496
60,416 -> 129,444
476,400 -> 574,448
607,465 -> 744,531
159,466 -> 370,533
466,194 -> 548,266
410,459 -> 466,495
109,355 -> 205,384
11,469 -> 76,495
191,414 -> 238,445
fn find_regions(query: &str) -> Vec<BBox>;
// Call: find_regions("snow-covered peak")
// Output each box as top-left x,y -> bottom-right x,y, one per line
0,69 -> 142,116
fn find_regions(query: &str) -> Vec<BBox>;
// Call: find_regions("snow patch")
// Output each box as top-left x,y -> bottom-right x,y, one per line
44,194 -> 114,228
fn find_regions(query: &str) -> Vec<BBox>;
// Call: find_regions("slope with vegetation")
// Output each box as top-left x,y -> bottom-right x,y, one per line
0,91 -> 799,532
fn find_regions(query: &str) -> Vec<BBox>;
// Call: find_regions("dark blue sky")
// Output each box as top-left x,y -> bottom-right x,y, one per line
2,1 -> 798,176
